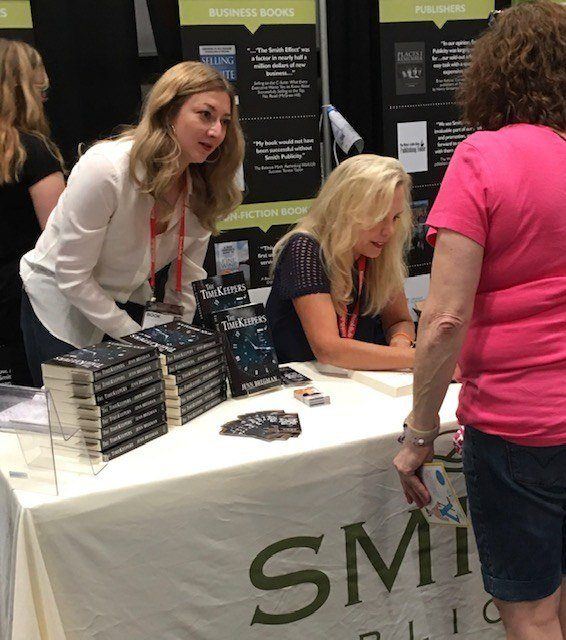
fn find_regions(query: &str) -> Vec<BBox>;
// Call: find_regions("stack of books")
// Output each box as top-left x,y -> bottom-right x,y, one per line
122,321 -> 227,426
42,342 -> 168,461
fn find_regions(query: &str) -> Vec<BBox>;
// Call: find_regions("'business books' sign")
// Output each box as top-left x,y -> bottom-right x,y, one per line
0,1 -> 33,43
180,0 -> 320,289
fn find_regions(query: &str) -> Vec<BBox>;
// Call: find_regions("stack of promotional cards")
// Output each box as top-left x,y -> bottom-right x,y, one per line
294,386 -> 330,407
279,366 -> 312,386
220,410 -> 301,441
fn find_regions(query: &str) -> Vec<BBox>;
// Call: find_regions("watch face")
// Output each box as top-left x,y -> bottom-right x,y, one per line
232,327 -> 277,377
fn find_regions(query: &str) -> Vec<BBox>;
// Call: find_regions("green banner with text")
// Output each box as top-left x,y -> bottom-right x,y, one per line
379,0 -> 493,28
180,0 -> 320,288
179,0 -> 315,33
378,0 -> 493,276
0,0 -> 32,29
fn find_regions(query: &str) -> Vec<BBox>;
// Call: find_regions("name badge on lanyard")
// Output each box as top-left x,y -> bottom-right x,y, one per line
141,176 -> 188,329
337,255 -> 366,339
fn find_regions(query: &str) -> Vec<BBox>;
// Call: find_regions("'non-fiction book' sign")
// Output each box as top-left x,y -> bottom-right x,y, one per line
378,0 -> 494,276
179,0 -> 321,289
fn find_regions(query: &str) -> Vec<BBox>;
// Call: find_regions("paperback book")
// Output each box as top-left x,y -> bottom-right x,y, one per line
164,353 -> 225,387
41,342 -> 159,383
165,344 -> 224,375
98,423 -> 168,462
192,271 -> 250,329
84,410 -> 168,452
75,404 -> 168,440
48,380 -> 166,418
351,370 -> 413,397
45,368 -> 163,405
167,385 -> 227,426
166,383 -> 226,418
48,389 -> 166,428
166,365 -> 226,400
122,321 -> 220,366
213,304 -> 280,397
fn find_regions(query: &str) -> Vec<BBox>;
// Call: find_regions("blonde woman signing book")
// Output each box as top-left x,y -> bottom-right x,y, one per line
21,61 -> 244,386
266,155 -> 415,370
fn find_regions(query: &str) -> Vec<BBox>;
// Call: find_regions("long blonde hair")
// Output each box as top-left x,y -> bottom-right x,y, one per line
120,61 -> 245,233
0,38 -> 63,185
274,155 -> 412,316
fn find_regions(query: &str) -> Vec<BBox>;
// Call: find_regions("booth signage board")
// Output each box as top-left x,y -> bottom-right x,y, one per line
179,0 -> 321,289
0,0 -> 33,43
378,0 -> 494,276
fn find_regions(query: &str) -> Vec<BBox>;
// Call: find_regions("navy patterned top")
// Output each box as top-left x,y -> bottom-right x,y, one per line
266,233 -> 385,363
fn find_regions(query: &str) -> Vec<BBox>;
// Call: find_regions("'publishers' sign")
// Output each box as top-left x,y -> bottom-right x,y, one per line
378,0 -> 493,276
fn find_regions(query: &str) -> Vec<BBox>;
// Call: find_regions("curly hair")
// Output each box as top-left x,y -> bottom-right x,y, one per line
0,38 -> 64,185
457,0 -> 566,131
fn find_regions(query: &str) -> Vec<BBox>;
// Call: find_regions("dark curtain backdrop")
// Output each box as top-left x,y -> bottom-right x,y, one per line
326,0 -> 512,157
326,0 -> 382,154
30,0 -> 141,165
146,0 -> 183,72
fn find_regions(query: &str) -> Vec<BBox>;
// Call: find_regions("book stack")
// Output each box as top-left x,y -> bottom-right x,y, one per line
122,321 -> 227,427
42,342 -> 167,461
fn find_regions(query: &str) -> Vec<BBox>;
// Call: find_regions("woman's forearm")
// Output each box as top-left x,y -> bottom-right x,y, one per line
411,310 -> 468,428
315,337 -> 414,370
386,320 -> 416,345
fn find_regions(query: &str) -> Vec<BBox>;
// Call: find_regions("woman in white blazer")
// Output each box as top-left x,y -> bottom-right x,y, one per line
20,61 -> 245,385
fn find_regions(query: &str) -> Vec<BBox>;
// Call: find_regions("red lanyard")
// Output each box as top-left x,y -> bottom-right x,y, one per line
149,175 -> 188,294
338,255 -> 366,339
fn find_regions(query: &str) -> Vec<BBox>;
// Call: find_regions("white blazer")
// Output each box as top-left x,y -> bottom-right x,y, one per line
21,139 -> 209,348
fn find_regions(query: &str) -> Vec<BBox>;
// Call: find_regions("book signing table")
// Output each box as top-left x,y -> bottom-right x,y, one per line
0,363 -> 504,640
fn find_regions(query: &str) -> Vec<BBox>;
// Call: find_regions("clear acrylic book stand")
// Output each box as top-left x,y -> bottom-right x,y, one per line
0,384 -> 106,496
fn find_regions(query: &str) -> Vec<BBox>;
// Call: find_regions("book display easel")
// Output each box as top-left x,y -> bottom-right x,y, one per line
0,385 -> 106,496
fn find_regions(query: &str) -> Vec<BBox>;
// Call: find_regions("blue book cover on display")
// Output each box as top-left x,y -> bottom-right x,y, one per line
192,271 -> 250,329
199,45 -> 237,82
213,304 -> 280,397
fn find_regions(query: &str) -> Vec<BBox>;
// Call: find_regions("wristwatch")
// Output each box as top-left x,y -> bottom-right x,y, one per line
398,422 -> 439,446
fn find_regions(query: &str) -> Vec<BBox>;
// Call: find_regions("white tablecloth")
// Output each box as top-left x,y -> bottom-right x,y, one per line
0,364 -> 505,640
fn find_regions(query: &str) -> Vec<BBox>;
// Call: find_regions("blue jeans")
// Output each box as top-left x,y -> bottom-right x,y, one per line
20,289 -> 74,387
463,425 -> 566,602
20,290 -> 145,388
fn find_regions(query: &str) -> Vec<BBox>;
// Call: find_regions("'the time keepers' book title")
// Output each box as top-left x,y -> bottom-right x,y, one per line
213,304 -> 280,397
192,271 -> 250,330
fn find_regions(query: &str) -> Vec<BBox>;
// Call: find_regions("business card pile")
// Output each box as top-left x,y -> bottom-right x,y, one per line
294,386 -> 330,407
220,410 -> 301,441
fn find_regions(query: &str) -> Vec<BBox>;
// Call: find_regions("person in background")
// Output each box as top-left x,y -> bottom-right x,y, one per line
393,2 -> 566,639
0,39 -> 65,385
266,154 -> 415,370
20,61 -> 244,386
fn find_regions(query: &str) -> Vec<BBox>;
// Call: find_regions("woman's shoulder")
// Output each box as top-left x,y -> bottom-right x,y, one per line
18,131 -> 57,162
81,138 -> 133,169
73,138 -> 133,182
281,232 -> 321,260
16,132 -> 62,184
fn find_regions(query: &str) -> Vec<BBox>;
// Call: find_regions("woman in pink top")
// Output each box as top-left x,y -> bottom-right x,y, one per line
394,2 -> 566,638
